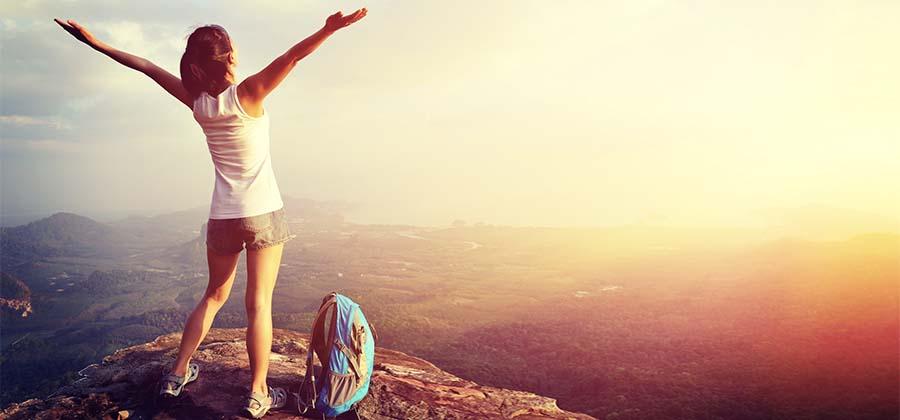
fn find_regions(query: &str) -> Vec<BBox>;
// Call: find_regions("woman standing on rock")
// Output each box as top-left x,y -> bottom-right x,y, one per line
54,9 -> 367,418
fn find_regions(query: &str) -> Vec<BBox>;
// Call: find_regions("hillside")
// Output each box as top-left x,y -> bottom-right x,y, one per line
0,272 -> 32,318
1,206 -> 896,419
0,212 -> 137,264
0,328 -> 593,419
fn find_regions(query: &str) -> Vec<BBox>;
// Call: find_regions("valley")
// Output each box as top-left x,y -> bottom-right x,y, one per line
1,196 -> 897,419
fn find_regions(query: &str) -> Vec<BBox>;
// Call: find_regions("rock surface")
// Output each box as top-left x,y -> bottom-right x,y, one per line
1,272 -> 33,318
0,296 -> 32,318
1,328 -> 594,419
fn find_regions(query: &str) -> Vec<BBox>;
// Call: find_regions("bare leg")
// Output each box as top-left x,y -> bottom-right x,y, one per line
245,243 -> 284,395
171,247 -> 240,376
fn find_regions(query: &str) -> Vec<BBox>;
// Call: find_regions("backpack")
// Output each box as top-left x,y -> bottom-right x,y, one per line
296,292 -> 377,419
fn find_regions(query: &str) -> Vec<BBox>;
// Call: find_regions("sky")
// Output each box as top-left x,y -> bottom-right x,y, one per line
1,0 -> 898,233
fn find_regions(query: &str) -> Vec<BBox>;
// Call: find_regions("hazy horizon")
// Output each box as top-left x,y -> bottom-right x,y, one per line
2,1 -> 898,233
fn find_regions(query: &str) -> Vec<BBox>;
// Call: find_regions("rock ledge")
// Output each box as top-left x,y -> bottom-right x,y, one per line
1,328 -> 594,419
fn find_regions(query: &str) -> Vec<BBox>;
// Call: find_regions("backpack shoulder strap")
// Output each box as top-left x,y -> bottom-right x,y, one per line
304,293 -> 339,391
316,300 -> 339,400
367,320 -> 378,343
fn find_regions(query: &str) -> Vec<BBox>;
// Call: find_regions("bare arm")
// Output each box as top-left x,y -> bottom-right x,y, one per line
53,18 -> 193,110
239,8 -> 368,105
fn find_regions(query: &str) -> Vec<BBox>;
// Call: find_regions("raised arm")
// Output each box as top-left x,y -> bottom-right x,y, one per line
238,8 -> 367,105
53,18 -> 193,110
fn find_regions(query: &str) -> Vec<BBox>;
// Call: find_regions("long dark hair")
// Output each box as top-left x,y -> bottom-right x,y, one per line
180,25 -> 233,100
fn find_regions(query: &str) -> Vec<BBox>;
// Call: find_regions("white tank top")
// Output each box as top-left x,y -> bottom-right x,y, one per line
192,83 -> 284,219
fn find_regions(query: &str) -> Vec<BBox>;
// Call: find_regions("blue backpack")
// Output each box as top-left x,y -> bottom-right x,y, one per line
296,292 -> 377,418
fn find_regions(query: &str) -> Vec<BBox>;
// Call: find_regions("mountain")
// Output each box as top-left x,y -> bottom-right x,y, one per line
0,212 -> 138,264
105,207 -> 211,249
98,194 -> 353,265
0,195 -> 352,267
0,328 -> 593,419
106,194 -> 352,234
3,204 -> 895,419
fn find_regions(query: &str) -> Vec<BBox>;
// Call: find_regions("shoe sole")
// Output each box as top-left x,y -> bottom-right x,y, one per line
244,407 -> 270,419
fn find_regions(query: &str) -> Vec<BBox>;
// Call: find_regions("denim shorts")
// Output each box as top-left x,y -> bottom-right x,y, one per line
206,207 -> 297,254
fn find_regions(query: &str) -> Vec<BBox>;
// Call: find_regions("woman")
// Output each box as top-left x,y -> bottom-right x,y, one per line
54,8 -> 367,418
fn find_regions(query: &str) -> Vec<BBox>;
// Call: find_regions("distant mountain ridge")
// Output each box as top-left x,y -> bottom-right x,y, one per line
106,195 -> 351,229
0,212 -> 138,264
4,211 -> 113,242
0,196 -> 352,267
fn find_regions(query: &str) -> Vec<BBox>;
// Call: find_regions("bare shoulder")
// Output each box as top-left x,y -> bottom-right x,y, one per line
236,81 -> 264,118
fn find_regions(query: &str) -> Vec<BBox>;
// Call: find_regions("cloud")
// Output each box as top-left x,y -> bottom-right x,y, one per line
95,20 -> 146,52
3,0 -> 899,228
90,19 -> 186,60
0,115 -> 71,129
0,114 -> 73,145
0,138 -> 81,153
0,16 -> 188,138
1,17 -> 16,31
2,17 -> 112,115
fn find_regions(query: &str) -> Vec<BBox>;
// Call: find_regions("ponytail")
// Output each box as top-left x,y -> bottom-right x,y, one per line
180,25 -> 233,100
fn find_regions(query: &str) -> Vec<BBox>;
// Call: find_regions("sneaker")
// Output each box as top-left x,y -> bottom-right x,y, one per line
159,362 -> 199,398
244,385 -> 287,418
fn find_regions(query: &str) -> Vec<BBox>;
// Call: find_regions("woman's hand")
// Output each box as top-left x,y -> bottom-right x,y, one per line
54,18 -> 99,47
324,8 -> 367,33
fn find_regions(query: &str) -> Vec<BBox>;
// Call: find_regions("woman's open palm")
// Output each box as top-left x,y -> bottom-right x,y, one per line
54,18 -> 97,47
325,8 -> 367,32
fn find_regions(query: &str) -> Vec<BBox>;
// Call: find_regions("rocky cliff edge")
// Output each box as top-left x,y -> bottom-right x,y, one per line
1,328 -> 593,420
